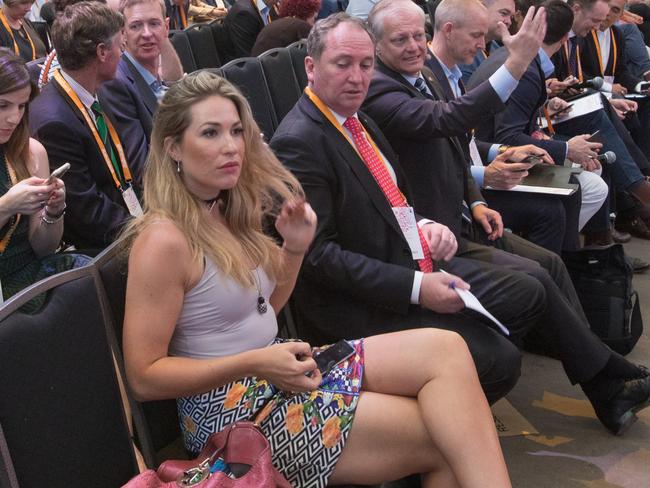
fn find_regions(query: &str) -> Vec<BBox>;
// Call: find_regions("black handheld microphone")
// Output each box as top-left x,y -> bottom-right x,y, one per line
565,77 -> 605,91
595,151 -> 616,164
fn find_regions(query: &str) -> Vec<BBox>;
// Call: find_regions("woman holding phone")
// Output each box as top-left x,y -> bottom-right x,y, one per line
0,49 -> 87,309
121,71 -> 513,488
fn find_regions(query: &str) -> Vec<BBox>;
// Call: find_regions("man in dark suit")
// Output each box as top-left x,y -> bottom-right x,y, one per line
271,12 -> 549,405
224,0 -> 279,60
98,0 -> 183,169
271,10 -> 650,435
30,2 -> 144,250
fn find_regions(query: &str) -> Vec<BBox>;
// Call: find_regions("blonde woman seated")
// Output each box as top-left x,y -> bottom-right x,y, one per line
121,71 -> 512,488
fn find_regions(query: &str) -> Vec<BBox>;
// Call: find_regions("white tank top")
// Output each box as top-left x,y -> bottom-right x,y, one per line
168,257 -> 278,359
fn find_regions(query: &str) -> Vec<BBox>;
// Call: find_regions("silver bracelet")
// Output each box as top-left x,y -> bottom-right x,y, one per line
41,208 -> 65,225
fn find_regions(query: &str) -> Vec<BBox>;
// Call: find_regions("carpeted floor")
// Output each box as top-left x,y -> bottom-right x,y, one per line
501,237 -> 650,488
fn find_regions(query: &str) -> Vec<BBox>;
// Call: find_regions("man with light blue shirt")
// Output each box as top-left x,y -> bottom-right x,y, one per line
98,0 -> 183,172
345,0 -> 378,20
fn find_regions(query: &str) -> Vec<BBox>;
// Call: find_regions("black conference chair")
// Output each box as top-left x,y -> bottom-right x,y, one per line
25,57 -> 45,86
209,19 -> 234,65
0,267 -> 139,488
258,47 -> 302,124
185,23 -> 222,69
30,20 -> 50,52
426,0 -> 442,24
287,39 -> 308,90
92,244 -> 185,467
221,57 -> 278,140
170,30 -> 197,73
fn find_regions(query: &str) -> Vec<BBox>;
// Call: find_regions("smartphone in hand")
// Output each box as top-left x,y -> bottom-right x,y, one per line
45,162 -> 70,184
588,130 -> 603,145
313,340 -> 355,374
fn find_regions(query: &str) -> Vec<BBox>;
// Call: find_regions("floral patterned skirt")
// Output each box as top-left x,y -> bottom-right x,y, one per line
177,339 -> 364,488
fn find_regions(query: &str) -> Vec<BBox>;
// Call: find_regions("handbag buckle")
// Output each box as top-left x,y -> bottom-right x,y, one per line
177,458 -> 211,487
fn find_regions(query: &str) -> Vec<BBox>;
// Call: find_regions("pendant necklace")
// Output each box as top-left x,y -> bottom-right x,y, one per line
254,268 -> 267,314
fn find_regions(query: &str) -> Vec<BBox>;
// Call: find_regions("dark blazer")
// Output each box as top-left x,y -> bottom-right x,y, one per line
580,26 -> 640,91
270,94 -> 426,344
468,47 -> 568,165
224,0 -> 278,60
98,54 -> 155,172
362,58 -> 503,238
251,17 -> 311,56
29,78 -> 142,249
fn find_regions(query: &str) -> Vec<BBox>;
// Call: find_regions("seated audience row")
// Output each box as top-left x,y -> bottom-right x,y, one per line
2,1 -> 650,486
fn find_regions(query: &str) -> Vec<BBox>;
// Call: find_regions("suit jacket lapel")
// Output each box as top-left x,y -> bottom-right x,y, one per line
121,55 -> 158,116
300,96 -> 406,240
425,54 -> 455,101
375,58 -> 433,100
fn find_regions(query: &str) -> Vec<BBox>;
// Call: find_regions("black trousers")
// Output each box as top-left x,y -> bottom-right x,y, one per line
459,228 -> 612,385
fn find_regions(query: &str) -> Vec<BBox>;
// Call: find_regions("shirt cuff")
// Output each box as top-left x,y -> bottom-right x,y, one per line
487,143 -> 500,162
411,271 -> 424,304
564,142 -> 569,161
489,64 -> 518,103
470,201 -> 487,210
471,166 -> 486,187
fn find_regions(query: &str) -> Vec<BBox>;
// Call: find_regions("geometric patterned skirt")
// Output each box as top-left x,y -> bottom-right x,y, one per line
177,339 -> 364,488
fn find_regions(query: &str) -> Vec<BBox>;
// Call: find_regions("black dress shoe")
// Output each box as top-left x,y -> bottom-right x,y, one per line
592,376 -> 650,435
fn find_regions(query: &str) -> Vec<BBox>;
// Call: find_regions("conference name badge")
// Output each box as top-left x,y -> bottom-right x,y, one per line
392,206 -> 424,260
122,185 -> 143,217
469,136 -> 483,167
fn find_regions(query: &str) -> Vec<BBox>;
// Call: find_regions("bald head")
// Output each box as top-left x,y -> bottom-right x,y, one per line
434,0 -> 487,31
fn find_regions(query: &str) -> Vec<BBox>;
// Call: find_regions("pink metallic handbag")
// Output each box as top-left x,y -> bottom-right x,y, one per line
123,398 -> 292,488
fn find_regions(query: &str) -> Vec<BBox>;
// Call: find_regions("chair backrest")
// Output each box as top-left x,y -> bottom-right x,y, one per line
258,47 -> 302,124
25,57 -> 44,86
0,267 -> 139,488
185,23 -> 222,69
426,0 -> 442,25
91,243 -> 183,466
220,58 -> 278,139
170,30 -> 197,73
209,19 -> 234,65
30,20 -> 50,52
287,39 -> 308,90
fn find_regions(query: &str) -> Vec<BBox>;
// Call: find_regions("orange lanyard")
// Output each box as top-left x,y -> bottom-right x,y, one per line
179,4 -> 188,29
0,155 -> 21,253
53,70 -> 133,190
591,29 -> 617,76
541,106 -> 555,135
564,40 -> 583,82
304,87 -> 407,201
0,9 -> 35,61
